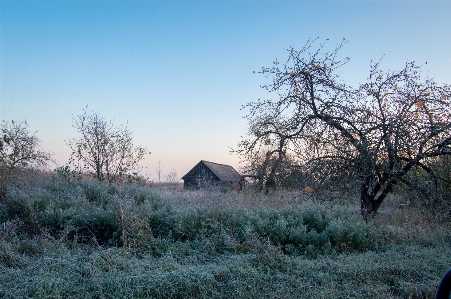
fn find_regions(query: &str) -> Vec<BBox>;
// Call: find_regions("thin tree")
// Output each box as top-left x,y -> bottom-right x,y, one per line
67,108 -> 150,182
236,39 -> 451,219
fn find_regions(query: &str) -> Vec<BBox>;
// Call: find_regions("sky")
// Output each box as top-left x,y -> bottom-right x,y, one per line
1,0 -> 450,181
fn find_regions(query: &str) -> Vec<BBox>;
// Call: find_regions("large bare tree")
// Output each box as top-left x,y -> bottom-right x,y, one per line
67,109 -> 150,182
237,39 -> 451,219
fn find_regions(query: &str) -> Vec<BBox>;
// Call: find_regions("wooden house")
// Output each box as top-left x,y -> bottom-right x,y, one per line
181,160 -> 245,190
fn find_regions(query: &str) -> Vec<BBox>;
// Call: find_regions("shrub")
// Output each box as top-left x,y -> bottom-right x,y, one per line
2,179 -> 158,245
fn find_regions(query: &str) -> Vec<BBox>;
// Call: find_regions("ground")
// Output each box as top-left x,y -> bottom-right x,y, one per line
0,178 -> 450,298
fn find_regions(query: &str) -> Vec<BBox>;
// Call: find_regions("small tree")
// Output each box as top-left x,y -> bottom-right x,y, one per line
237,39 -> 451,219
164,169 -> 179,184
0,120 -> 52,197
67,109 -> 150,182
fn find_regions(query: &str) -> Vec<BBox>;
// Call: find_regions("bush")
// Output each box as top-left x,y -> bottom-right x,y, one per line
1,176 -> 450,298
2,179 -> 162,246
143,203 -> 380,256
0,176 -> 436,257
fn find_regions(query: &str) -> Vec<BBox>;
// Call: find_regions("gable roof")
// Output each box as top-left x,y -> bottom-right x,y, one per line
182,160 -> 243,182
202,160 -> 243,182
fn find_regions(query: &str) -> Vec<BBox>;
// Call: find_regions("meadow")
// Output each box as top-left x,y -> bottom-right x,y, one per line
0,175 -> 450,298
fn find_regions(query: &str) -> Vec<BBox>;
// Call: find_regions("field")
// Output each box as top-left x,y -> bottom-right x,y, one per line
0,176 -> 450,298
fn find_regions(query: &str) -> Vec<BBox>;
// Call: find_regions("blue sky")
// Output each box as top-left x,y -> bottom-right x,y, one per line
1,0 -> 450,180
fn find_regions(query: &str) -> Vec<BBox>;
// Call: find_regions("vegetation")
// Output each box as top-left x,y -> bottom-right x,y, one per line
66,108 -> 150,183
0,120 -> 53,200
1,175 -> 450,298
1,41 -> 450,298
236,39 -> 451,219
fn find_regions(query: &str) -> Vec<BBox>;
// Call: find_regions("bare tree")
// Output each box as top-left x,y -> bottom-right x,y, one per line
238,147 -> 303,193
0,120 -> 52,197
236,39 -> 451,219
67,108 -> 150,182
164,169 -> 179,183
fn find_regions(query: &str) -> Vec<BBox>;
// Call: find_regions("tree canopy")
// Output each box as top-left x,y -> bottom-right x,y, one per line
237,39 -> 451,219
67,109 -> 150,182
0,120 -> 53,197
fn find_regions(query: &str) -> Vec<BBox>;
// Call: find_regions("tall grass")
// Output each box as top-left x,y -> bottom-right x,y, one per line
0,177 -> 450,298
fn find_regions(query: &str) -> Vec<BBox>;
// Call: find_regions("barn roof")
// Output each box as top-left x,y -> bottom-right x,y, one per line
182,160 -> 243,182
202,160 -> 243,182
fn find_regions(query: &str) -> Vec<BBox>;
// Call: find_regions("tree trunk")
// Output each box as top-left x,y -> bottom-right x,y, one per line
360,191 -> 377,221
359,183 -> 383,221
0,185 -> 5,203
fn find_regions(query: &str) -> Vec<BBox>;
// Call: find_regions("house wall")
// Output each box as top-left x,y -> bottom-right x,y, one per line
183,162 -> 220,188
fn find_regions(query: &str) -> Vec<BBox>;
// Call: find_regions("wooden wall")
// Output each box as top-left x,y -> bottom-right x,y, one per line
183,162 -> 220,189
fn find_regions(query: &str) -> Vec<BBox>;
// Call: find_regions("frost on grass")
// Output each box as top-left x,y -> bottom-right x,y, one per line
0,178 -> 450,298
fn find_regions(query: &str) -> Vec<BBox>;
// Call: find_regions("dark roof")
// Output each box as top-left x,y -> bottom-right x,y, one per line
202,161 -> 243,182
182,160 -> 243,182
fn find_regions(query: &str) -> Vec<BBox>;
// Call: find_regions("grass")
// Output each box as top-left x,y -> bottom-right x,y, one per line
0,176 -> 450,298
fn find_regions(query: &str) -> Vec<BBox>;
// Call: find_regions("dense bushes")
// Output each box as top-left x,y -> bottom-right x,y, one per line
2,179 -> 160,246
146,205 -> 380,256
0,177 -> 383,256
1,177 -> 450,298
